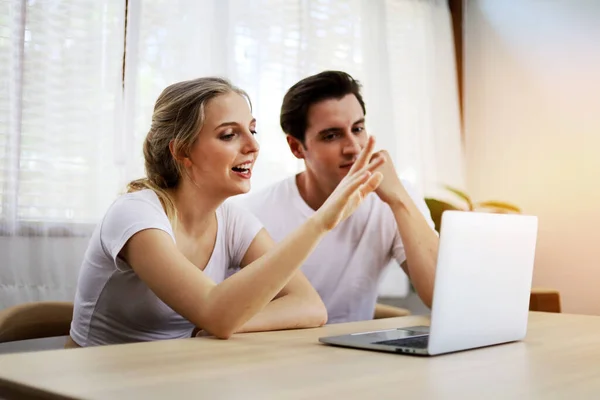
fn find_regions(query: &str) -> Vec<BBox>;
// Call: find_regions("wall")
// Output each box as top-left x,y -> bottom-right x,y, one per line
464,0 -> 600,314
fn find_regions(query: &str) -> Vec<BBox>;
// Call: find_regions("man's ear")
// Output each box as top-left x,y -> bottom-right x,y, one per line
286,135 -> 306,160
169,139 -> 192,168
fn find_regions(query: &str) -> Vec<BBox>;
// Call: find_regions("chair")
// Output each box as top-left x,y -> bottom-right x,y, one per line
529,288 -> 561,313
374,303 -> 411,319
0,301 -> 74,343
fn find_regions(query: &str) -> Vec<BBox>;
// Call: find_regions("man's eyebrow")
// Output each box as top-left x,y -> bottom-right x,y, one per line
353,118 -> 365,125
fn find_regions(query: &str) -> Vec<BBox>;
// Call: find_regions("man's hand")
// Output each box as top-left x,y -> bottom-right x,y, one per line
371,150 -> 408,206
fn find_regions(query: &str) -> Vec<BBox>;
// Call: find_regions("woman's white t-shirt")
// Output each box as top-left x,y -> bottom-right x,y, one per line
70,189 -> 262,346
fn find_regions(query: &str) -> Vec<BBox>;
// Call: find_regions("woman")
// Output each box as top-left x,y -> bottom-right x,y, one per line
67,77 -> 384,347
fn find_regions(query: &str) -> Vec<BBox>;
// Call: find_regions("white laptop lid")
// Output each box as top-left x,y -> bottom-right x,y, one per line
428,211 -> 538,355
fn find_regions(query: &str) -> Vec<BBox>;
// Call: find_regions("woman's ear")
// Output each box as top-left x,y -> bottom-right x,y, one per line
168,139 -> 179,159
169,139 -> 193,167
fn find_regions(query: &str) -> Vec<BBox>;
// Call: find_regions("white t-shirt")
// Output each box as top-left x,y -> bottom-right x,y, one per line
70,189 -> 262,346
234,176 -> 435,324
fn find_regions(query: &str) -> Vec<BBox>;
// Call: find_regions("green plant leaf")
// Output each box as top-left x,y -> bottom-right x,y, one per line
424,198 -> 461,232
475,201 -> 521,213
443,185 -> 473,211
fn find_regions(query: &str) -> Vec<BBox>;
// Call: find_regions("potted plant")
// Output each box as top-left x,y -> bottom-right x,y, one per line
425,186 -> 521,233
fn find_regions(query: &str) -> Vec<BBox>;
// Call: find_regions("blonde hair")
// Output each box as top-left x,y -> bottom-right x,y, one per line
127,77 -> 250,222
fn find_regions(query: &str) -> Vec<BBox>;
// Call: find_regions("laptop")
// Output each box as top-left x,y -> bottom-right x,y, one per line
319,210 -> 538,356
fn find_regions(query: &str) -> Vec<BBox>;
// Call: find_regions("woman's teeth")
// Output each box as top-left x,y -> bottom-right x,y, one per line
232,163 -> 251,172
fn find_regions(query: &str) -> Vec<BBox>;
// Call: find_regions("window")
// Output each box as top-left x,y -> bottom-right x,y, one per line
0,0 -> 125,235
1,0 -> 463,235
0,0 -> 463,307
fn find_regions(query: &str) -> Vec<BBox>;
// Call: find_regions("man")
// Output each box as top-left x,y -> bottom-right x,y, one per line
238,70 -> 439,323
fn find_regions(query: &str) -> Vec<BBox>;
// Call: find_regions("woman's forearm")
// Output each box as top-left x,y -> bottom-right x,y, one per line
203,217 -> 327,338
236,292 -> 327,333
194,292 -> 326,337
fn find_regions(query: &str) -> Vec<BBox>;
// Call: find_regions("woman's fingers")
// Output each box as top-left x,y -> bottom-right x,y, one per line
336,170 -> 372,200
359,172 -> 383,197
337,153 -> 385,201
348,136 -> 376,175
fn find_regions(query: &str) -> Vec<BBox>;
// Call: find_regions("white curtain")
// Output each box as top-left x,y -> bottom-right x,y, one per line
0,0 -> 125,307
0,0 -> 463,308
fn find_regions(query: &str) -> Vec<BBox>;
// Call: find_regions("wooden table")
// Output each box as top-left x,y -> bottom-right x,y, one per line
0,312 -> 599,399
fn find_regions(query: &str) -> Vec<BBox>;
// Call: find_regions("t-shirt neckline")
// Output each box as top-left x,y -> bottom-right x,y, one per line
289,174 -> 317,218
143,189 -> 222,275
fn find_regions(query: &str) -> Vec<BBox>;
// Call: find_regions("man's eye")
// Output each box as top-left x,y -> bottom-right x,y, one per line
324,133 -> 338,141
353,127 -> 364,134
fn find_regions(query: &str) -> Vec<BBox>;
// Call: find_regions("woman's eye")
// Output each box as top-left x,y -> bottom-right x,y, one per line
250,130 -> 258,135
220,132 -> 235,141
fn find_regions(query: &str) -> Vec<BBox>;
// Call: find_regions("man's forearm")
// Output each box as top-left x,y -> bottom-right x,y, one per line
389,197 -> 439,308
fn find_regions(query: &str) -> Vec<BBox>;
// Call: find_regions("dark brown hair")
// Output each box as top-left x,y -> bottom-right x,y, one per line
280,70 -> 366,143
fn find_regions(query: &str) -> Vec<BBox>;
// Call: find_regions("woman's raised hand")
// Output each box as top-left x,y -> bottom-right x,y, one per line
313,136 -> 385,231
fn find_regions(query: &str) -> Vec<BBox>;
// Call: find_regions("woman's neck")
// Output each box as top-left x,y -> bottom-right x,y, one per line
168,179 -> 224,237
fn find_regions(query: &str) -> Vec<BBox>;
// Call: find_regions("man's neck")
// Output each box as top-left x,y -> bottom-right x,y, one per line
295,170 -> 332,211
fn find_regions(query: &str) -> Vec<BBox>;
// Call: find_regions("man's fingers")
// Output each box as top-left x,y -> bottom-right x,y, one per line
359,172 -> 383,197
353,151 -> 385,177
369,150 -> 385,162
365,153 -> 385,172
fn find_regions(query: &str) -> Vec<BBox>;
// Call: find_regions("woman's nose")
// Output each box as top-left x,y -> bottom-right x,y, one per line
243,132 -> 260,153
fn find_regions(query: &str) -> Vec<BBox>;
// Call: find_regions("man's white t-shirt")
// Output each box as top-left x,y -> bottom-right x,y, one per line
70,189 -> 263,346
235,175 -> 435,324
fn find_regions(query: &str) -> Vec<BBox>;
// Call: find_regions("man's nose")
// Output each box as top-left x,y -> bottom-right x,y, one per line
342,134 -> 362,155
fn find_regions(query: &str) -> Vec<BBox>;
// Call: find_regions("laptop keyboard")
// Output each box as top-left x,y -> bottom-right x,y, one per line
374,335 -> 429,349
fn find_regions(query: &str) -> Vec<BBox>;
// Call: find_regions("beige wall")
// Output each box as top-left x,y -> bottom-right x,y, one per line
464,0 -> 600,314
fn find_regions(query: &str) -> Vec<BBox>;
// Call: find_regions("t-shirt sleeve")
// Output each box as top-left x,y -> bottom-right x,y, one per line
99,195 -> 174,268
392,180 -> 437,265
222,201 -> 264,268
